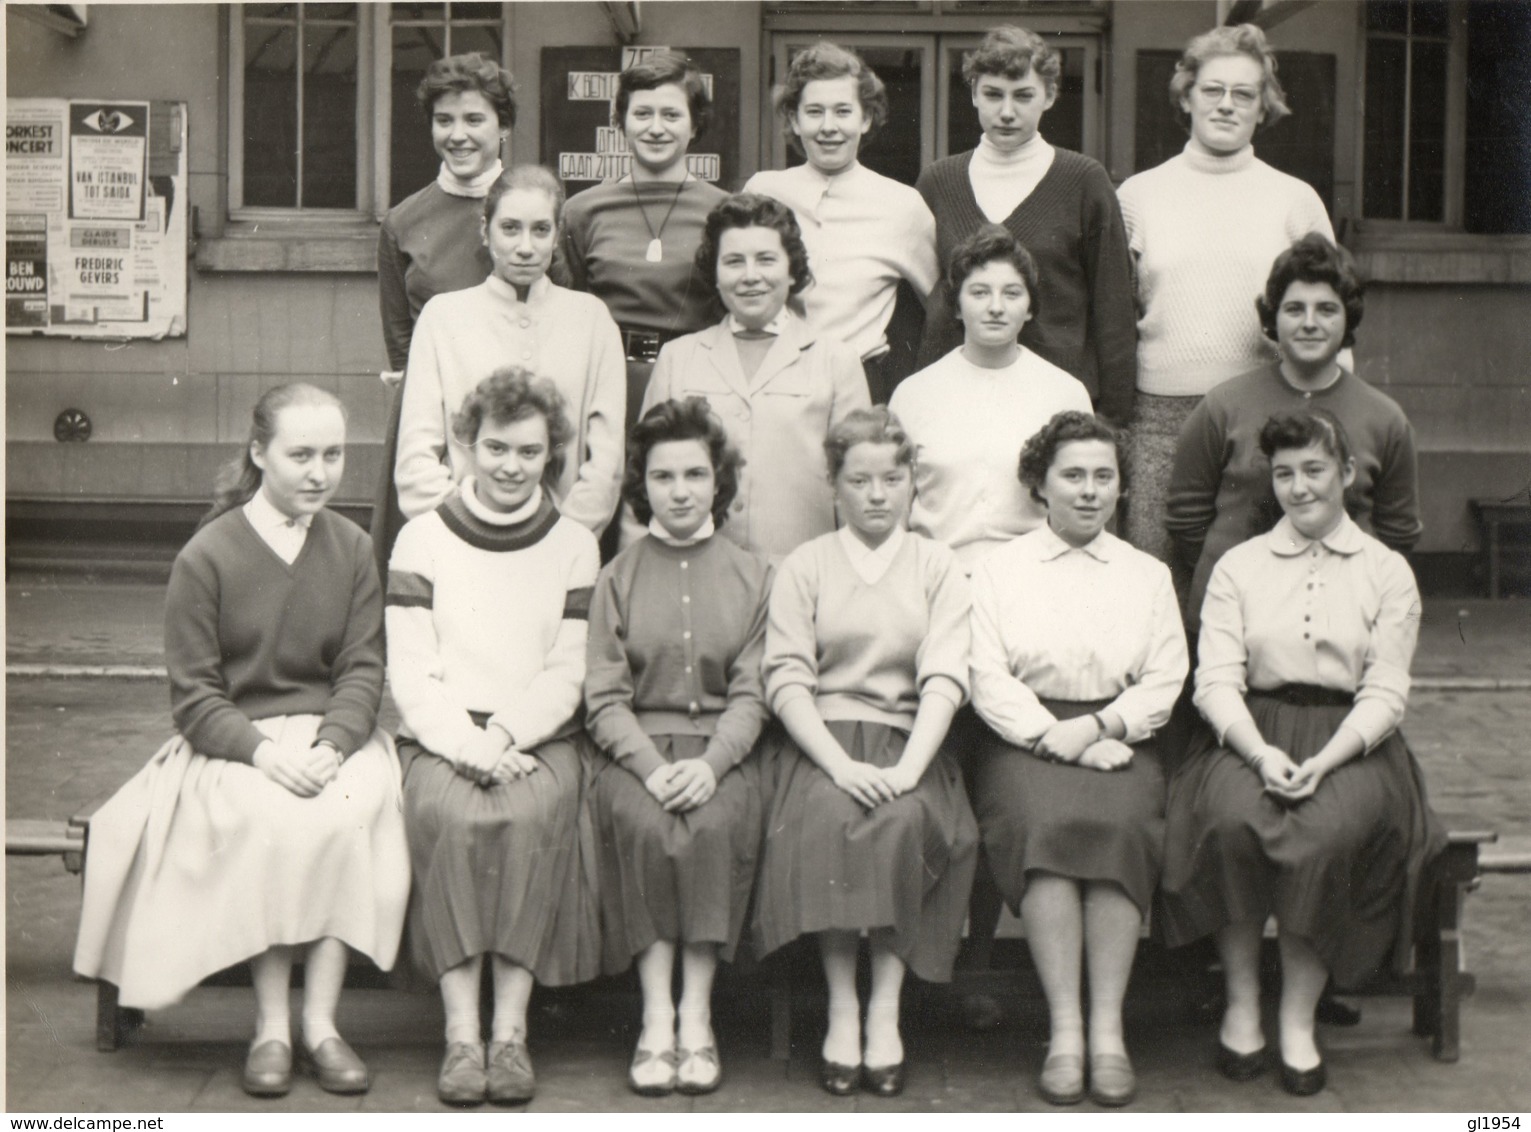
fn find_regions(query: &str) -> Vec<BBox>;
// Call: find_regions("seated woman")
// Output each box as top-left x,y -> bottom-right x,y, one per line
968,411 -> 1188,1107
386,369 -> 601,1106
74,384 -> 408,1099
754,407 -> 979,1098
1159,409 -> 1445,1096
585,397 -> 774,1097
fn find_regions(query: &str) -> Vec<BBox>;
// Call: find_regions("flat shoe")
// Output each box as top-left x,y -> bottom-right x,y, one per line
301,1036 -> 369,1095
437,1041 -> 487,1106
861,1061 -> 905,1097
1316,994 -> 1362,1027
1280,1057 -> 1327,1096
675,1045 -> 723,1095
1088,1052 -> 1136,1107
628,1047 -> 679,1097
1038,1052 -> 1085,1105
820,1058 -> 861,1097
487,1039 -> 535,1104
242,1040 -> 292,1098
1215,1041 -> 1268,1082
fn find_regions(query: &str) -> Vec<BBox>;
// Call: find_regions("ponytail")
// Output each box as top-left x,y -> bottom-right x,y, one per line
201,383 -> 347,527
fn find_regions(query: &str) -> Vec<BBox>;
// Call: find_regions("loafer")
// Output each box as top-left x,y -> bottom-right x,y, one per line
242,1039 -> 292,1098
1280,1057 -> 1327,1097
486,1039 -> 535,1104
861,1061 -> 906,1098
1038,1052 -> 1085,1105
1316,994 -> 1362,1027
1088,1052 -> 1136,1107
675,1045 -> 723,1096
1215,1041 -> 1268,1082
301,1036 -> 369,1095
820,1059 -> 861,1097
629,1046 -> 679,1097
437,1041 -> 487,1106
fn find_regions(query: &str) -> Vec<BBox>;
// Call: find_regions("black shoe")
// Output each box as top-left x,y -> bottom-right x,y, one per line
1215,1041 -> 1268,1082
1315,994 -> 1362,1027
820,1059 -> 861,1096
862,1062 -> 905,1098
1280,1058 -> 1327,1096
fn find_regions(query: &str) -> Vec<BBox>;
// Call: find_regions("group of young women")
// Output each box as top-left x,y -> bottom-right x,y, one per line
73,20 -> 1443,1112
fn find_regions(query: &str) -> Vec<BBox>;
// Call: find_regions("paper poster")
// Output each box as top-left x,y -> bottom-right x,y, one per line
69,102 -> 148,221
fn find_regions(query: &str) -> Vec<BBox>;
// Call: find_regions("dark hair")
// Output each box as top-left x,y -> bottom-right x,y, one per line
206,383 -> 346,524
1170,24 -> 1290,132
622,397 -> 743,528
694,193 -> 814,299
451,367 -> 575,489
1257,408 -> 1354,467
483,164 -> 566,228
1017,410 -> 1129,505
946,225 -> 1042,325
1256,233 -> 1365,348
963,25 -> 1062,95
775,41 -> 889,152
824,406 -> 915,481
416,52 -> 517,128
613,50 -> 713,137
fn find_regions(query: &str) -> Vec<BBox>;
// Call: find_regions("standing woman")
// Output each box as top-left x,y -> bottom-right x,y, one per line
968,411 -> 1187,1106
374,52 -> 513,576
916,26 -> 1136,425
1160,410 -> 1444,1096
387,370 -> 601,1106
629,193 -> 870,558
586,398 -> 773,1097
1167,234 -> 1421,635
744,42 -> 939,405
75,385 -> 409,1098
755,407 -> 978,1098
1117,23 -> 1335,562
396,165 -> 626,536
561,51 -> 729,433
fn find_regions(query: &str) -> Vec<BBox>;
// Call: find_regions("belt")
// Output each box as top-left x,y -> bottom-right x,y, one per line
620,326 -> 681,364
1249,684 -> 1355,707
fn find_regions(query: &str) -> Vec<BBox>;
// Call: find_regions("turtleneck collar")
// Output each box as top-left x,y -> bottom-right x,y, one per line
648,515 -> 716,547
437,158 -> 503,199
460,478 -> 543,526
1181,142 -> 1256,175
976,132 -> 1053,167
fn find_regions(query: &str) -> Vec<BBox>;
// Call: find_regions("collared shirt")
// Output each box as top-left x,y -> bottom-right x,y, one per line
969,524 -> 1188,748
648,515 -> 717,547
460,478 -> 543,526
837,524 -> 907,585
1194,513 -> 1420,751
728,310 -> 789,338
244,489 -> 312,565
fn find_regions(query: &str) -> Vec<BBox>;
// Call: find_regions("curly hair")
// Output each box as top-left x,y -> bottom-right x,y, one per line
483,163 -> 566,228
1257,408 -> 1354,467
774,41 -> 888,151
205,383 -> 346,525
694,193 -> 814,299
1170,24 -> 1290,132
946,225 -> 1042,324
613,50 -> 713,136
824,406 -> 915,482
451,367 -> 574,488
1256,233 -> 1365,349
962,25 -> 1062,94
623,397 -> 743,528
416,52 -> 517,127
1017,410 -> 1129,504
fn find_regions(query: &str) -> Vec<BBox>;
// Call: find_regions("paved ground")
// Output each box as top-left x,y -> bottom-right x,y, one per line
6,580 -> 1530,1113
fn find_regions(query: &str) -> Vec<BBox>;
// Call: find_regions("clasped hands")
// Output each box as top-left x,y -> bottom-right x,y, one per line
1034,715 -> 1133,771
644,759 -> 718,812
1248,742 -> 1327,804
454,725 -> 539,787
253,736 -> 343,797
828,756 -> 921,809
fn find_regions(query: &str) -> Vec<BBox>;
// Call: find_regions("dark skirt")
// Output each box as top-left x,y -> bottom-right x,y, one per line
370,381 -> 408,584
752,719 -> 979,983
1158,689 -> 1446,988
399,733 -> 600,987
970,698 -> 1166,914
588,733 -> 766,974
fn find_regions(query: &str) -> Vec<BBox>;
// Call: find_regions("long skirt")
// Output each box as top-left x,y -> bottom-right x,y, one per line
73,715 -> 410,1010
970,698 -> 1166,914
399,732 -> 599,987
752,719 -> 979,983
1125,390 -> 1201,564
1158,689 -> 1446,988
588,733 -> 766,975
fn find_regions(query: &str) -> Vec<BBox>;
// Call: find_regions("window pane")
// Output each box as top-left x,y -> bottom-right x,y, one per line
302,16 -> 358,208
1465,0 -> 1531,233
449,25 -> 501,63
450,3 -> 503,20
1412,0 -> 1451,38
391,23 -> 444,205
1363,37 -> 1406,219
244,22 -> 299,206
1407,40 -> 1448,221
1366,0 -> 1409,34
392,2 -> 446,22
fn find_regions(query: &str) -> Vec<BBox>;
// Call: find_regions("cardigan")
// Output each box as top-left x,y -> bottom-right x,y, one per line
915,147 -> 1138,424
585,534 -> 773,782
764,530 -> 971,730
1166,362 -> 1422,631
165,507 -> 383,764
385,487 -> 599,762
395,274 -> 626,532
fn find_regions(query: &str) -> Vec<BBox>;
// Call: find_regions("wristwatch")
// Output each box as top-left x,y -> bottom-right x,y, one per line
1089,712 -> 1109,741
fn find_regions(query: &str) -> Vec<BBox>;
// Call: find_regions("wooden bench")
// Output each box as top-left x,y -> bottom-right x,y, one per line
1470,499 -> 1531,599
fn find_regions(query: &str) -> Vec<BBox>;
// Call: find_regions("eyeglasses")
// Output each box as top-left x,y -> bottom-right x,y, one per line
1196,83 -> 1261,109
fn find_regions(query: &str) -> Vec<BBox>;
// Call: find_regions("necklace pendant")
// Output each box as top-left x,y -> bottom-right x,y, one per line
645,237 -> 663,263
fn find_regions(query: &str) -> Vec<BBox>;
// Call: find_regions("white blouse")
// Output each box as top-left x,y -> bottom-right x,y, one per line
970,525 -> 1188,748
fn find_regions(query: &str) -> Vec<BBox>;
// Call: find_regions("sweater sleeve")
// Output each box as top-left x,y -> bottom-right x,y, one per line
904,196 -> 941,298
700,560 -> 773,779
378,219 -> 414,373
1371,412 -> 1424,553
1080,165 -> 1139,426
967,558 -> 1057,747
1102,561 -> 1189,742
1164,394 -> 1226,574
763,548 -> 821,717
165,540 -> 269,763
583,556 -> 669,782
556,305 -> 627,533
315,528 -> 385,755
395,302 -> 456,521
559,207 -> 592,293
914,542 -> 971,710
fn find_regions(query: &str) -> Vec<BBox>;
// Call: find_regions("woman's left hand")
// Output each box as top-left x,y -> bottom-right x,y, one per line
881,762 -> 923,797
1078,738 -> 1134,772
1271,757 -> 1328,804
487,749 -> 540,786
660,760 -> 717,812
1035,716 -> 1100,763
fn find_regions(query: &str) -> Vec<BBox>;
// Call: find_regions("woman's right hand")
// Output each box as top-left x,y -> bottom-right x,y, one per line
1249,743 -> 1301,795
1078,738 -> 1134,772
253,739 -> 333,798
829,759 -> 897,809
455,728 -> 511,785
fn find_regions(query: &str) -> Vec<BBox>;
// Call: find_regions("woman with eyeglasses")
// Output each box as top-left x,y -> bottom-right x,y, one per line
1116,24 -> 1336,565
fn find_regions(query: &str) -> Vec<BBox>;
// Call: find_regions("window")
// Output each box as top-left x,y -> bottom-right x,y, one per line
1361,0 -> 1453,222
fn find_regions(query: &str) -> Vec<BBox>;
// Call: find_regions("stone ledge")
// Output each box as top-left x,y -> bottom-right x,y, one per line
195,227 -> 379,273
1349,229 -> 1531,285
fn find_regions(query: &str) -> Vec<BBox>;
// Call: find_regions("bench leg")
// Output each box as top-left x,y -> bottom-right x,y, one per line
1431,879 -> 1466,1062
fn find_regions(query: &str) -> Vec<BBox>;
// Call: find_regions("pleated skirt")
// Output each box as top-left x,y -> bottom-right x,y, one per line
1159,690 -> 1446,988
752,719 -> 979,983
970,698 -> 1166,914
1124,391 -> 1201,564
72,715 -> 410,1010
588,733 -> 767,974
399,733 -> 599,987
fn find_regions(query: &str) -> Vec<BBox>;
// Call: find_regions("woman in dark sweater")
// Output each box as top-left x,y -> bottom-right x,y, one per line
915,25 -> 1136,424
